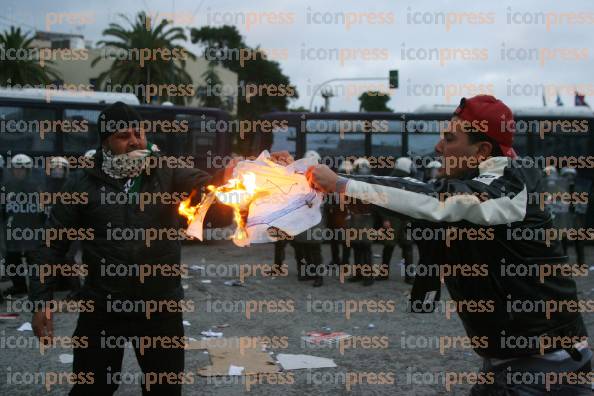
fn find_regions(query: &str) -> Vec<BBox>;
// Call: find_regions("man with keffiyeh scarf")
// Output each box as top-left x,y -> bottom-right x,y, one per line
27,101 -> 247,395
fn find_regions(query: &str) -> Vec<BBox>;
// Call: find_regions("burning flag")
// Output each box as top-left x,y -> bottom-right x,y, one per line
178,151 -> 323,247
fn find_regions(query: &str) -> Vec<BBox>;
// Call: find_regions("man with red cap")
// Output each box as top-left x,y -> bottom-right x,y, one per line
307,95 -> 591,394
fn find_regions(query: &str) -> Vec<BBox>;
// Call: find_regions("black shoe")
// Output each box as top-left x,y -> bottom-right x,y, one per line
376,265 -> 389,280
313,277 -> 323,287
376,270 -> 389,281
297,264 -> 315,281
4,286 -> 27,296
362,277 -> 374,286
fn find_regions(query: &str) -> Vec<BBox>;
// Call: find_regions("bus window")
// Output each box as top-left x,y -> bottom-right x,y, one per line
0,106 -> 57,152
536,133 -> 590,158
372,133 -> 402,156
306,132 -> 363,159
62,108 -> 100,153
306,132 -> 366,159
269,125 -> 296,156
525,118 -> 591,158
408,133 -> 440,157
305,119 -> 365,159
178,114 -> 216,156
406,119 -> 441,157
407,128 -> 440,157
371,120 -> 403,157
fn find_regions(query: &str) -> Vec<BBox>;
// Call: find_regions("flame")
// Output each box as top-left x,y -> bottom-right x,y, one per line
178,172 -> 260,244
178,194 -> 198,223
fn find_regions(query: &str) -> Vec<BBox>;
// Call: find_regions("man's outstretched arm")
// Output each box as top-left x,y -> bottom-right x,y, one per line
307,160 -> 528,226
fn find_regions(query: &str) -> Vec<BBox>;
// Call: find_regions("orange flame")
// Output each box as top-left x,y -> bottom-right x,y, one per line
178,172 -> 260,244
178,194 -> 198,223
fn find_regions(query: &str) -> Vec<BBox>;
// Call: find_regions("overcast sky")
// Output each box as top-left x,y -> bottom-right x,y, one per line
3,0 -> 593,111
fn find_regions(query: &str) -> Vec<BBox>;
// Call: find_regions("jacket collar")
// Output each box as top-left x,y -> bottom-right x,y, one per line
478,156 -> 509,176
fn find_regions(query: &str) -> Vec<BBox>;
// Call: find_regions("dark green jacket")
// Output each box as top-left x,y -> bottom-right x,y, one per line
29,154 -> 214,307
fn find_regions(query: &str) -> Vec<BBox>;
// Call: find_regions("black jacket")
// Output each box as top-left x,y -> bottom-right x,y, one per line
29,154 -> 215,309
340,157 -> 588,359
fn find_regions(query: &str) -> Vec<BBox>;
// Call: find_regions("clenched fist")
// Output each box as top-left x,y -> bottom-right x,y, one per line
306,164 -> 339,193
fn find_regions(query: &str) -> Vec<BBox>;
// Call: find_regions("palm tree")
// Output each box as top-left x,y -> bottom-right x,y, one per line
92,12 -> 196,104
0,26 -> 61,86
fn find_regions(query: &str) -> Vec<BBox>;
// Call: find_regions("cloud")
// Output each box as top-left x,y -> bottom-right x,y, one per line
4,0 -> 592,111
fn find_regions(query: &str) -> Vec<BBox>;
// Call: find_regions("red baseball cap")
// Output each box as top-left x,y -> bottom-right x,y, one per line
453,95 -> 517,158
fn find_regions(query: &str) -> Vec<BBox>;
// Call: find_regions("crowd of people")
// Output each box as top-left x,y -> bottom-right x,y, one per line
0,150 -> 95,301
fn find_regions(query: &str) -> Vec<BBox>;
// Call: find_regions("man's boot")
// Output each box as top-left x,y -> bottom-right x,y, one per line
404,263 -> 415,285
347,269 -> 363,282
362,274 -> 375,286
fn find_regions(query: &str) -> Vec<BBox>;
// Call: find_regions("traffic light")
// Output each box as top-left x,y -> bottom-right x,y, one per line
389,70 -> 398,89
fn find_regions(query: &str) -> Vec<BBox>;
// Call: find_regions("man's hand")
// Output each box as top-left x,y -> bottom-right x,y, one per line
270,151 -> 294,166
306,164 -> 339,193
32,308 -> 53,343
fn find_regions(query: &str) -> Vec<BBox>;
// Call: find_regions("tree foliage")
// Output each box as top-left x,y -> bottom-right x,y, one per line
92,12 -> 196,104
190,25 -> 297,120
358,91 -> 392,112
0,27 -> 61,86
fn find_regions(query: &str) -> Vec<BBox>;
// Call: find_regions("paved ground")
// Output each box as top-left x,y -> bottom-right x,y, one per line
0,241 -> 592,395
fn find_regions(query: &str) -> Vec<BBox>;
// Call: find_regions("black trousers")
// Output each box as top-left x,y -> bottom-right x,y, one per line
353,243 -> 372,276
5,250 -> 29,292
330,240 -> 352,266
69,310 -> 184,396
382,243 -> 413,268
292,242 -> 323,279
562,238 -> 586,267
274,239 -> 287,266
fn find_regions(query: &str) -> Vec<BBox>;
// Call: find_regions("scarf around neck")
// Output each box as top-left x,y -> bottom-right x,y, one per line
101,143 -> 159,180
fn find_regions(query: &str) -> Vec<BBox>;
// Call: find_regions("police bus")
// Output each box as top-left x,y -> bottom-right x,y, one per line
253,105 -> 594,225
0,88 -> 235,227
254,106 -> 593,164
0,88 -> 233,171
